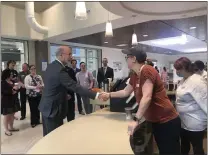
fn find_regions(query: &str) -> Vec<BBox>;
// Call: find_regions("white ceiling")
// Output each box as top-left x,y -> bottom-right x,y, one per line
139,35 -> 207,54
1,2 -> 57,13
100,2 -> 207,18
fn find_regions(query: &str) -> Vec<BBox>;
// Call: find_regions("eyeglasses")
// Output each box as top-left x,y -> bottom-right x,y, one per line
30,68 -> 36,70
62,53 -> 72,56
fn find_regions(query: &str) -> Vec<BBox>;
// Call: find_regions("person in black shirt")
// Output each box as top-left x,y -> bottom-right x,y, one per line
18,63 -> 30,120
65,66 -> 77,121
2,60 -> 20,120
71,59 -> 84,115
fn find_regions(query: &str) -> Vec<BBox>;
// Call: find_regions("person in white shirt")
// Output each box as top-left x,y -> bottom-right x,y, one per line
174,57 -> 207,155
76,62 -> 94,114
194,60 -> 207,82
24,65 -> 44,128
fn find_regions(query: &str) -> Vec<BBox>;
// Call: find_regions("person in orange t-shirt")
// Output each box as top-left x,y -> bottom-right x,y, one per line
101,47 -> 181,155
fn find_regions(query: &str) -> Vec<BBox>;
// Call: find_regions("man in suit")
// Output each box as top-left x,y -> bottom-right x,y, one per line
97,58 -> 114,88
39,46 -> 101,136
71,59 -> 85,115
97,58 -> 114,109
65,65 -> 76,122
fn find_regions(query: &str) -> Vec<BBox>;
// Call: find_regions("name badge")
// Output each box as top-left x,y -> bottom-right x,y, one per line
136,84 -> 140,88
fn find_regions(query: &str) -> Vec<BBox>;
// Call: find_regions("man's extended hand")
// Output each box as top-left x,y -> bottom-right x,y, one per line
98,92 -> 110,101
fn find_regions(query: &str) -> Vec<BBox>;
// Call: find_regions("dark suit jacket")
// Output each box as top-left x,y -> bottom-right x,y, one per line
72,68 -> 81,75
97,66 -> 114,88
39,60 -> 97,119
65,66 -> 76,101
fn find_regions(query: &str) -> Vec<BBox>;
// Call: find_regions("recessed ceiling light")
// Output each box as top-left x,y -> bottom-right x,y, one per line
116,44 -> 128,47
143,34 -> 148,37
104,42 -> 108,44
190,26 -> 196,30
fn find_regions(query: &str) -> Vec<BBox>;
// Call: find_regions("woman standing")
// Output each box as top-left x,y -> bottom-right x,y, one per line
24,65 -> 44,128
174,57 -> 207,155
101,47 -> 181,155
1,69 -> 20,136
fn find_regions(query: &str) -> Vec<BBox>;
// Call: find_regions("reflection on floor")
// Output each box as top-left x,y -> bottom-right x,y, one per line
1,103 -> 207,154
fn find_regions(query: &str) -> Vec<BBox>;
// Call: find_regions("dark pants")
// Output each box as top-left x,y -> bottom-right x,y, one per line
28,96 -> 41,125
20,88 -> 27,118
181,128 -> 205,155
76,93 -> 82,113
67,94 -> 75,122
152,117 -> 181,155
42,116 -> 63,136
82,96 -> 92,114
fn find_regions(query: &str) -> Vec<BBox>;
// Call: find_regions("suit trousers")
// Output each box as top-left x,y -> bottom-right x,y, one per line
67,95 -> 75,122
20,88 -> 27,117
76,93 -> 83,113
81,96 -> 92,114
42,116 -> 64,136
28,96 -> 41,125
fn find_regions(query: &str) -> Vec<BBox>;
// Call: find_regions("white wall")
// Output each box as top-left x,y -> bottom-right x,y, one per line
1,5 -> 43,40
41,2 -> 121,38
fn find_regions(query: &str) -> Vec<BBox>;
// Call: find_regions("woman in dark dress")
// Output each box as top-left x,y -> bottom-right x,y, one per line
1,69 -> 20,136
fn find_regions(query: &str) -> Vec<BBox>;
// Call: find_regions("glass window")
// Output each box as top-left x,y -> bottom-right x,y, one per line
49,44 -> 102,77
1,38 -> 28,72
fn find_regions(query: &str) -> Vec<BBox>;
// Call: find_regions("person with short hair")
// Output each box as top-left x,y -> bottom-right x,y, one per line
71,59 -> 84,115
194,60 -> 207,81
39,46 -> 101,136
25,65 -> 44,128
76,62 -> 94,114
2,60 -> 20,120
101,47 -> 181,155
174,57 -> 207,155
18,63 -> 30,120
1,69 -> 20,136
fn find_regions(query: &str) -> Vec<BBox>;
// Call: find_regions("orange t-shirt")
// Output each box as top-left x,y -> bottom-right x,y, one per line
129,65 -> 178,123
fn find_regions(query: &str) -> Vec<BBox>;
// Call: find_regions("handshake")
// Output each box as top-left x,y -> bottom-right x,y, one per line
97,92 -> 111,102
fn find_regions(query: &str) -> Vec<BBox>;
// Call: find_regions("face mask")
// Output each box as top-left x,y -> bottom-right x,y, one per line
176,72 -> 183,77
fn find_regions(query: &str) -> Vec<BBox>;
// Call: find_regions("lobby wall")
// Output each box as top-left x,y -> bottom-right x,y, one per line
1,4 -> 43,40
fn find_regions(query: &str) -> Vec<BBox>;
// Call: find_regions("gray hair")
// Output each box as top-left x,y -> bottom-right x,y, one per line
56,47 -> 64,58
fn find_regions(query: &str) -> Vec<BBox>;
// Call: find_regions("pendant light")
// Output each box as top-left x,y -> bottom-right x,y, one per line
132,30 -> 138,45
105,21 -> 113,37
105,8 -> 113,37
75,2 -> 87,20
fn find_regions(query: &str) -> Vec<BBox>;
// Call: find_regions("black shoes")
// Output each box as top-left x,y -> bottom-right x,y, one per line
20,117 -> 26,120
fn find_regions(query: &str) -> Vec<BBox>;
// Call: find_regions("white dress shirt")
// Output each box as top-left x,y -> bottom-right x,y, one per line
176,74 -> 207,131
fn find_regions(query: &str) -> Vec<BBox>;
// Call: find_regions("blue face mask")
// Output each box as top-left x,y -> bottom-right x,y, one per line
176,72 -> 183,77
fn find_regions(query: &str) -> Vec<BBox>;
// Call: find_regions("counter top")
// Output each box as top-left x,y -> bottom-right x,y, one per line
27,109 -> 133,154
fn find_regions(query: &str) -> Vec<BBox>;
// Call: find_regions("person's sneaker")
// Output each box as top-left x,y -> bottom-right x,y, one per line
20,117 -> 25,120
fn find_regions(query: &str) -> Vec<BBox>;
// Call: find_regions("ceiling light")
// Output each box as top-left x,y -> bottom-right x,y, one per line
151,34 -> 188,46
75,2 -> 87,20
189,26 -> 196,30
105,21 -> 113,37
132,33 -> 138,45
183,48 -> 207,53
143,34 -> 148,37
104,42 -> 108,44
116,44 -> 128,47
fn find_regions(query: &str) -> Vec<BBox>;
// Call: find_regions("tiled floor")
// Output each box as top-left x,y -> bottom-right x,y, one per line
1,103 -> 207,154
